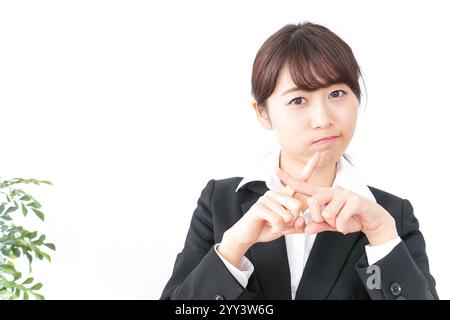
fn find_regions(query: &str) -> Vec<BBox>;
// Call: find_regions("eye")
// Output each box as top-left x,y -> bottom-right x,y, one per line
289,97 -> 306,106
329,89 -> 346,99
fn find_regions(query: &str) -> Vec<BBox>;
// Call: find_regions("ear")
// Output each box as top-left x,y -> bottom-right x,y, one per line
252,100 -> 272,130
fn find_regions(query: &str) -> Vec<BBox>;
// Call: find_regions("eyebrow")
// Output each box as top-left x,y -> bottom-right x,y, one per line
281,83 -> 344,96
281,86 -> 303,96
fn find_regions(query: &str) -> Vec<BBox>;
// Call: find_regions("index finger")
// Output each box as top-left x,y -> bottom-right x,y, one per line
279,175 -> 321,197
299,151 -> 321,182
277,152 -> 322,197
279,151 -> 320,191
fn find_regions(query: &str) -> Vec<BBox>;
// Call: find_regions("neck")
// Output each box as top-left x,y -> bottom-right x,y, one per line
279,151 -> 337,188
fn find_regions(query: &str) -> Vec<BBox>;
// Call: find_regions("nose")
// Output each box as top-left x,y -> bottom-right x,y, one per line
310,99 -> 332,129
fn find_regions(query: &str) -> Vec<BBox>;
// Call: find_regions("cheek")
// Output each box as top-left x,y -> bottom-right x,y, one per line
271,113 -> 310,153
272,112 -> 308,138
335,104 -> 358,140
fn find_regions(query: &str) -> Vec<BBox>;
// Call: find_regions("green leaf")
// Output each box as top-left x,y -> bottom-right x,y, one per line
26,252 -> 33,266
9,226 -> 23,233
5,206 -> 18,214
36,234 -> 46,244
42,252 -> 51,262
13,271 -> 22,281
3,239 -> 19,246
0,289 -> 13,299
35,251 -> 44,260
11,247 -> 21,258
21,204 -> 28,216
0,265 -> 21,280
20,195 -> 32,201
24,291 -> 29,300
31,283 -> 43,291
0,279 -> 15,289
39,180 -> 53,185
0,265 -> 16,275
28,201 -> 42,209
33,292 -> 45,300
23,277 -> 34,285
44,243 -> 56,250
32,209 -> 45,221
26,231 -> 38,239
1,247 -> 12,257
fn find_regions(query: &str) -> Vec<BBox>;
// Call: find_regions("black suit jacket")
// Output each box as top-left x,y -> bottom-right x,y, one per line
160,178 -> 438,300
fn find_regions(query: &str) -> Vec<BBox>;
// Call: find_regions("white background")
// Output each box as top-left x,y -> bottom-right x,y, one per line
1,0 -> 449,299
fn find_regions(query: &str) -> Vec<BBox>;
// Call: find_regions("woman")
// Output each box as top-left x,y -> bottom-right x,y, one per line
160,22 -> 438,300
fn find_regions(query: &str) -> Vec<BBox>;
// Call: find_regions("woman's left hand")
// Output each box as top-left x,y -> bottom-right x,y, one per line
276,168 -> 399,245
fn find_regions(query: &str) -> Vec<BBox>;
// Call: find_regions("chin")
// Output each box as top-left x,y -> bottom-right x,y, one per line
316,150 -> 341,167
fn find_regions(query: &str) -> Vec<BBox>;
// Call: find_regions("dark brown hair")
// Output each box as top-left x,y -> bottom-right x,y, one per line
251,22 -> 362,107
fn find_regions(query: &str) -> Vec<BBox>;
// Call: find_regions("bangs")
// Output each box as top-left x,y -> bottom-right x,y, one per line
285,35 -> 360,95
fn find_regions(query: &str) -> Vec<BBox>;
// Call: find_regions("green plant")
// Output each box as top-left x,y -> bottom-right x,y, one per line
0,177 -> 55,300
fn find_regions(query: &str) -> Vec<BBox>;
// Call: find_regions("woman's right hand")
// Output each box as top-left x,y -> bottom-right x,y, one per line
217,152 -> 321,266
228,189 -> 308,246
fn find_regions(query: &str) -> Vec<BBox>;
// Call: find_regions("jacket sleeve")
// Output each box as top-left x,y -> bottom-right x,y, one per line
355,199 -> 439,300
160,179 -> 259,300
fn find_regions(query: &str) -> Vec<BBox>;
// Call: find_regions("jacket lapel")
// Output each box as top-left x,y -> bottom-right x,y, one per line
295,231 -> 362,299
240,182 -> 292,300
239,181 -> 362,300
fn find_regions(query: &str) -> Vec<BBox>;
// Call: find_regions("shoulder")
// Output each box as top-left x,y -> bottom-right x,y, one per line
368,185 -> 418,236
368,185 -> 405,218
200,177 -> 262,216
201,177 -> 244,193
211,176 -> 244,191
202,177 -> 246,201
368,185 -> 405,204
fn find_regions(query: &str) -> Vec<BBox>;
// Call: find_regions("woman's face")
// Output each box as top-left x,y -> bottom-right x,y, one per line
254,65 -> 359,167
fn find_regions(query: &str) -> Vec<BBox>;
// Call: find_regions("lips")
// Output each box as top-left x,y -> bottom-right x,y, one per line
313,135 -> 339,144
